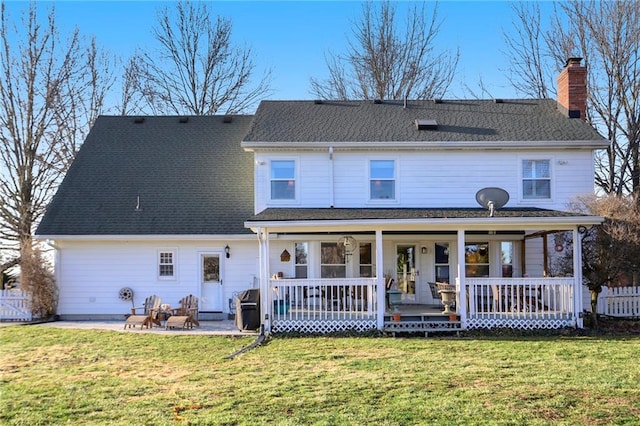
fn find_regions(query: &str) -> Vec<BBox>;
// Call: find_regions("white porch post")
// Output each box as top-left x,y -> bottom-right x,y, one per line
457,229 -> 467,325
573,226 -> 584,328
258,227 -> 271,332
376,229 -> 385,330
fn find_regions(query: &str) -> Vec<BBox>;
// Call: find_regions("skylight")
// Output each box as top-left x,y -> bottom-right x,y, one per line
415,119 -> 438,130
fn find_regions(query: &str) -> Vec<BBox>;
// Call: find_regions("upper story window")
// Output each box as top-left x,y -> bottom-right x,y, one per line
271,160 -> 295,200
370,160 -> 395,200
158,250 -> 176,279
522,159 -> 550,199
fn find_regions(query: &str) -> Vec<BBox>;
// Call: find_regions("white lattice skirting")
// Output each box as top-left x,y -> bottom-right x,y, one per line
272,319 -> 377,334
467,317 -> 575,329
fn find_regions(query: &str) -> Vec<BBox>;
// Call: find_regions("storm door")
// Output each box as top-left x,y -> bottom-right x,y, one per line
397,245 -> 417,302
200,253 -> 223,311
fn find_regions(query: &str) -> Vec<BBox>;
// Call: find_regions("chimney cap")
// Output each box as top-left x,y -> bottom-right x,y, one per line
566,57 -> 583,67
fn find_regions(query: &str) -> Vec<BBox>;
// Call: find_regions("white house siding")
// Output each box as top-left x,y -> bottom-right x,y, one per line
254,149 -> 596,213
54,239 -> 258,320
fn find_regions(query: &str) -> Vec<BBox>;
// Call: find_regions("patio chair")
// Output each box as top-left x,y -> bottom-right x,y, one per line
165,294 -> 200,330
124,294 -> 162,329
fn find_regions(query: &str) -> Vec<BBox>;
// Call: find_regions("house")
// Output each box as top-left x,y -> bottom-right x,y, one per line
37,58 -> 609,333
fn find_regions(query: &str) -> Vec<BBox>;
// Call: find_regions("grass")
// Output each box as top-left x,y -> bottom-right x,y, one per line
1,325 -> 639,425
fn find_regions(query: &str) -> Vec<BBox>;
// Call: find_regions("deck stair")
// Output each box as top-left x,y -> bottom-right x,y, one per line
384,306 -> 463,337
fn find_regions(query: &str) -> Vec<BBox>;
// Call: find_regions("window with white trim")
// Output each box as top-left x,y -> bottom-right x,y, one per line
359,243 -> 373,277
321,242 -> 346,278
295,242 -> 308,278
370,160 -> 395,200
522,159 -> 550,199
501,242 -> 514,277
271,160 -> 295,200
158,251 -> 175,278
465,243 -> 489,277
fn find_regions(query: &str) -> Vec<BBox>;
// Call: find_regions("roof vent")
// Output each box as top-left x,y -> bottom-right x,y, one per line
314,99 -> 323,104
494,98 -> 504,104
222,115 -> 233,123
415,119 -> 438,130
178,116 -> 189,123
373,99 -> 383,104
133,117 -> 145,124
433,99 -> 443,104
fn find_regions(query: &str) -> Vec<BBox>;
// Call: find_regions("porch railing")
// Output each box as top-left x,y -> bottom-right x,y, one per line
465,278 -> 576,329
269,278 -> 378,333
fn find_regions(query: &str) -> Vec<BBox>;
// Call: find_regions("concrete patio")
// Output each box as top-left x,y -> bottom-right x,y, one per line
1,319 -> 261,336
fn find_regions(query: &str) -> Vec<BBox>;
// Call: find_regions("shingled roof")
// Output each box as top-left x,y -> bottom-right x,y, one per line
247,207 -> 593,222
242,99 -> 605,145
37,115 -> 254,236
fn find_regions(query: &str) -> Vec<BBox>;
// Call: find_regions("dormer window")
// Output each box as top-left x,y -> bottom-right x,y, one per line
271,160 -> 295,200
370,160 -> 395,200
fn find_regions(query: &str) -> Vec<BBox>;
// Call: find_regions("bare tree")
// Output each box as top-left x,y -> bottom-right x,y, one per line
128,0 -> 271,115
0,3 -> 113,266
310,1 -> 458,101
551,194 -> 640,326
503,1 -> 640,200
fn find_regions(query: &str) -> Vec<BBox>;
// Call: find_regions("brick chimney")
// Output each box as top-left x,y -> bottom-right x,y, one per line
557,57 -> 587,120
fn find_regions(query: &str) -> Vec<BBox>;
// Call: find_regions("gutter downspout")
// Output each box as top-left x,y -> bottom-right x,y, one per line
329,146 -> 334,207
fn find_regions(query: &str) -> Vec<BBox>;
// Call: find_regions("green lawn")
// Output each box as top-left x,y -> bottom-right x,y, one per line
1,325 -> 639,425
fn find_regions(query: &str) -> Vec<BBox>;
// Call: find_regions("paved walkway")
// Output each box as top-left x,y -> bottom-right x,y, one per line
2,319 -> 260,336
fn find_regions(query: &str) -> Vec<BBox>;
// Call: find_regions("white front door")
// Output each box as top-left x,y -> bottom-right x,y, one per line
200,252 -> 223,311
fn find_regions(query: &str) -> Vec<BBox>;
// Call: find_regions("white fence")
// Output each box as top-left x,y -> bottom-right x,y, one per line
585,286 -> 640,318
0,289 -> 32,321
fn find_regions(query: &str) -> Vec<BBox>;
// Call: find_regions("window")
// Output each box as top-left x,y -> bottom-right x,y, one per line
202,254 -> 220,282
370,160 -> 395,200
435,242 -> 450,283
321,242 -> 346,278
295,242 -> 308,278
158,251 -> 175,278
465,243 -> 489,277
397,245 -> 416,294
359,243 -> 373,277
523,160 -> 550,199
271,160 -> 295,200
501,242 -> 514,277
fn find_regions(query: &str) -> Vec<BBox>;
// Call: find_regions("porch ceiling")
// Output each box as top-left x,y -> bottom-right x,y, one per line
245,207 -> 603,233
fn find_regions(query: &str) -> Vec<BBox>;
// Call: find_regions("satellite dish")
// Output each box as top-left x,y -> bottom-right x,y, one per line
476,187 -> 509,217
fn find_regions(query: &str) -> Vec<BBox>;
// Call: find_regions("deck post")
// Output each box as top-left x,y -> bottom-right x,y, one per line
258,227 -> 271,333
457,229 -> 467,326
573,226 -> 583,328
376,229 -> 385,330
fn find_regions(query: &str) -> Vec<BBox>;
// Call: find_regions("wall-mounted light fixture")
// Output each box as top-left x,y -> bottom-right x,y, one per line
224,244 -> 230,258
421,246 -> 427,254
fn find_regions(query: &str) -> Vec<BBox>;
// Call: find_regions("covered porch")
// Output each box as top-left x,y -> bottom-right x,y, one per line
246,208 -> 602,334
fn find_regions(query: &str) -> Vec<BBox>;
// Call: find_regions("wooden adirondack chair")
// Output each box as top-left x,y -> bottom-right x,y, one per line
124,295 -> 162,329
165,294 -> 200,330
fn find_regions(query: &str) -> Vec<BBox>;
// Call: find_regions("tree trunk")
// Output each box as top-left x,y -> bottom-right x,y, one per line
590,289 -> 599,328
